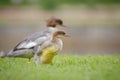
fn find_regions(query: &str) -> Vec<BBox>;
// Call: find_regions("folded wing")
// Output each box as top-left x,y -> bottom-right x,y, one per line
13,30 -> 51,51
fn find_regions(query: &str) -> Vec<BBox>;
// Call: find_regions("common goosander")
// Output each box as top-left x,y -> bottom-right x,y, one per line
3,17 -> 67,65
40,30 -> 70,64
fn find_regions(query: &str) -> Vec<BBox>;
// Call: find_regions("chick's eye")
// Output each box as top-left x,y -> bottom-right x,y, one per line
63,33 -> 65,35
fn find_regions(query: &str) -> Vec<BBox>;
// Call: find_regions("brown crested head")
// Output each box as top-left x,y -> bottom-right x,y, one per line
46,17 -> 66,27
54,31 -> 66,37
53,31 -> 70,39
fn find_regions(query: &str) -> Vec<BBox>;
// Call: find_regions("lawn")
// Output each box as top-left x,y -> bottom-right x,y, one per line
0,55 -> 120,80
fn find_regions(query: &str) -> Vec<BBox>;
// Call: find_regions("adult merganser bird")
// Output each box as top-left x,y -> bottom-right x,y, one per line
2,17 -> 67,65
40,30 -> 69,64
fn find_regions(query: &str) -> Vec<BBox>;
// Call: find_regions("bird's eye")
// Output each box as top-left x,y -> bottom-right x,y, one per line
57,20 -> 63,25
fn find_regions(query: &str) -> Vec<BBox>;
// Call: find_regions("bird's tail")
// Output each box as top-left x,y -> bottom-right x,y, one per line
0,51 -> 7,58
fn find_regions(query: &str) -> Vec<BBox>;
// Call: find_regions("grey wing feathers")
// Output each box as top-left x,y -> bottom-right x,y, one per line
13,30 -> 51,51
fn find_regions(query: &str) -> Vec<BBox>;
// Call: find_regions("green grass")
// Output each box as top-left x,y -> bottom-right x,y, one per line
0,55 -> 120,80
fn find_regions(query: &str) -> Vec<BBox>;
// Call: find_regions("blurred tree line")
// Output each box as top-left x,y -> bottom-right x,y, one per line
0,0 -> 120,10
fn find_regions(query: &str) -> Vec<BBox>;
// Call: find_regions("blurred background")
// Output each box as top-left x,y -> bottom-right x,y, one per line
0,0 -> 120,55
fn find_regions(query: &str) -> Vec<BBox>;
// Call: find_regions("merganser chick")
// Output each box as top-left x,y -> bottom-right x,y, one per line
40,30 -> 70,64
2,17 -> 67,65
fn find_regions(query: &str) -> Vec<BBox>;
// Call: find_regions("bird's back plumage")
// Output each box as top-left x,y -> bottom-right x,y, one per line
7,27 -> 58,59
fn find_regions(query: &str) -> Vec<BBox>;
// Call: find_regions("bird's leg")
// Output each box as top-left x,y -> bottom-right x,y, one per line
34,54 -> 39,65
29,58 -> 31,62
33,46 -> 42,65
27,58 -> 31,63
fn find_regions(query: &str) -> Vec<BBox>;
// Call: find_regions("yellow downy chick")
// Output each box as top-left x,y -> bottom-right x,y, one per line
40,30 -> 69,64
40,46 -> 58,64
